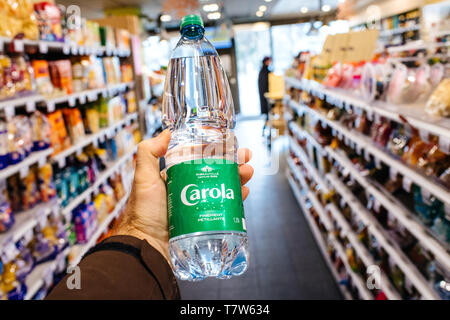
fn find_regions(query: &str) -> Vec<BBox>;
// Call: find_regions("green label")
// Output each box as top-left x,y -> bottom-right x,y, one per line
167,159 -> 246,239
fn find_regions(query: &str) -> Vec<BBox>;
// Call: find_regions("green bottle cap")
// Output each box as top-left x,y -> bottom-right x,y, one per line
180,14 -> 204,30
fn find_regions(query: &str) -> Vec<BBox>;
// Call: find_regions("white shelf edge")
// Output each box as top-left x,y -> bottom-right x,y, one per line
61,146 -> 137,220
286,171 -> 353,300
69,192 -> 130,267
286,97 -> 450,207
0,148 -> 53,181
284,77 -> 450,143
325,171 -> 440,300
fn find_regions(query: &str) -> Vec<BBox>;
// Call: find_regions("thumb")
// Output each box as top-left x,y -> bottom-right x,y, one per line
135,129 -> 171,182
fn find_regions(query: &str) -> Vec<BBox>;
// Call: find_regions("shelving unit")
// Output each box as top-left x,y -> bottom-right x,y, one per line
284,80 -> 450,299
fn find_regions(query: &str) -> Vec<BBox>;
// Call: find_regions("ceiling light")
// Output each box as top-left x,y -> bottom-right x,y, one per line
322,4 -> 331,12
259,5 -> 267,12
256,11 -> 264,17
207,11 -> 221,20
264,0 -> 272,2
203,3 -> 219,12
160,14 -> 171,22
301,7 -> 308,13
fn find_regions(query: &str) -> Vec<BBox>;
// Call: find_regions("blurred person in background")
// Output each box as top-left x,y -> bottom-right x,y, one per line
258,56 -> 272,135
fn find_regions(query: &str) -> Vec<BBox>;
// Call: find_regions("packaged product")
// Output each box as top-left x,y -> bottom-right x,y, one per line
120,63 -> 133,83
99,26 -> 116,48
102,57 -> 121,85
30,230 -> 57,264
0,121 -> 9,170
0,180 -> 14,233
47,110 -> 71,154
83,105 -> 100,134
126,91 -> 137,114
62,108 -> 85,144
0,55 -> 15,99
94,193 -> 108,222
85,21 -> 101,48
37,163 -> 56,202
72,202 -> 98,244
11,54 -> 35,95
20,167 -> 40,210
82,56 -> 105,89
34,1 -> 64,42
49,60 -> 73,95
0,243 -> 26,300
14,239 -> 35,282
6,175 -> 21,213
115,29 -> 130,52
7,117 -> 26,165
54,168 -> 69,207
108,96 -> 125,124
17,116 -> 33,157
0,0 -> 39,40
30,111 -> 51,151
71,60 -> 85,93
96,97 -> 109,128
32,60 -> 54,96
425,79 -> 450,118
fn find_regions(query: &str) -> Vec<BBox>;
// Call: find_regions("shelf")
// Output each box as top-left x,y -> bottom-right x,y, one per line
0,200 -> 58,247
326,202 -> 400,300
286,171 -> 353,300
284,77 -> 450,146
379,25 -> 420,37
286,97 -> 450,207
61,146 -> 137,221
0,37 -> 131,58
0,148 -> 53,181
0,82 -> 134,115
286,117 -> 448,298
326,146 -> 450,270
51,112 -> 138,167
69,193 -> 130,266
387,40 -> 450,53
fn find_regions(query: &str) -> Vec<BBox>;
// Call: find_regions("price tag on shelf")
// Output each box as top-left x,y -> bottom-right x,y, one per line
4,105 -> 14,119
87,93 -> 97,102
402,176 -> 412,192
331,128 -> 337,137
339,197 -> 346,208
79,46 -> 86,55
71,45 -> 78,55
419,130 -> 429,142
364,149 -> 371,162
125,117 -> 131,126
39,42 -> 48,54
19,166 -> 29,178
366,110 -> 373,121
374,199 -> 381,213
76,148 -> 82,156
445,203 -> 450,216
26,100 -> 35,112
23,228 -> 34,245
106,129 -> 115,139
35,208 -> 47,229
92,139 -> 98,147
421,188 -> 431,202
79,94 -> 86,105
47,101 -> 55,113
68,97 -> 76,107
43,267 -> 54,288
56,252 -> 66,272
439,136 -> 450,153
374,113 -> 381,123
2,239 -> 18,264
374,157 -> 382,169
101,90 -> 108,98
63,45 -> 70,55
389,167 -> 398,181
99,134 -> 105,143
345,104 -> 352,113
14,40 -> 24,52
337,131 -> 343,140
356,144 -> 363,155
57,157 -> 66,168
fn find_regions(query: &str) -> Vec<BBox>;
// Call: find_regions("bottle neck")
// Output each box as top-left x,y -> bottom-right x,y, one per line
181,25 -> 205,40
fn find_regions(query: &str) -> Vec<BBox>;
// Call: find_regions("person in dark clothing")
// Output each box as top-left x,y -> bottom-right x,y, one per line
258,57 -> 272,134
46,130 -> 254,300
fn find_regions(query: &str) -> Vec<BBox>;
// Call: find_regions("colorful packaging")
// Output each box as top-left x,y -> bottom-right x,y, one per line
47,110 -> 71,155
49,60 -> 73,95
37,163 -> 56,202
0,180 -> 14,233
34,1 -> 64,42
20,167 -> 40,210
30,111 -> 51,152
62,108 -> 85,144
0,121 -> 9,170
32,60 -> 54,96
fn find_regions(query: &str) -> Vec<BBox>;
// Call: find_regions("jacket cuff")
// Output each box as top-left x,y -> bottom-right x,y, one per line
100,235 -> 179,299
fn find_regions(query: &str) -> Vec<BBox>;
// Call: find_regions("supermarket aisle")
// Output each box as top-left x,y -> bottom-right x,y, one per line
178,119 -> 342,299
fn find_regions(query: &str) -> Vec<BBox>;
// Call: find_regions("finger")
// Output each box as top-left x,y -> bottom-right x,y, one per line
241,186 -> 250,201
237,148 -> 252,165
135,130 -> 171,181
239,164 -> 254,186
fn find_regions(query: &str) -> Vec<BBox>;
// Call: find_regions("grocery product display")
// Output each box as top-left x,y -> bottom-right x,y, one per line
284,7 -> 450,299
0,0 -> 150,300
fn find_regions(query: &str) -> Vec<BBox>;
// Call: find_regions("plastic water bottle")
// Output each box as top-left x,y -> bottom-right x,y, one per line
162,14 -> 249,281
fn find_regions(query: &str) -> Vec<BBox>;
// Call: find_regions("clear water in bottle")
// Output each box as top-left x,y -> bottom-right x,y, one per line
162,14 -> 249,281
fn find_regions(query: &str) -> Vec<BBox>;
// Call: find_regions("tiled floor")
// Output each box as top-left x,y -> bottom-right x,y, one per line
178,119 -> 342,300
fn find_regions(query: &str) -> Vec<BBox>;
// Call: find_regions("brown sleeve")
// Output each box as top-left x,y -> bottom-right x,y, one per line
45,235 -> 180,300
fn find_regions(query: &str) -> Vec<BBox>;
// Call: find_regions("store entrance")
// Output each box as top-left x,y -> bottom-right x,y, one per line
233,24 -> 272,117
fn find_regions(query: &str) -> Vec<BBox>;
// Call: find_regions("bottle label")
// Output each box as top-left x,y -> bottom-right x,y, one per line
167,159 -> 246,239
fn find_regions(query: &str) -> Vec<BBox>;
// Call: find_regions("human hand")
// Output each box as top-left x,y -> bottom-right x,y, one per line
114,130 -> 254,263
